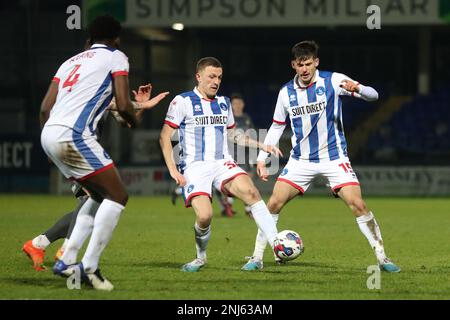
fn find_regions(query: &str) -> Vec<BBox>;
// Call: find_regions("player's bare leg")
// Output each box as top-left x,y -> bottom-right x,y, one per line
224,175 -> 278,269
182,195 -> 212,272
337,185 -> 400,273
241,180 -> 300,270
267,180 -> 302,214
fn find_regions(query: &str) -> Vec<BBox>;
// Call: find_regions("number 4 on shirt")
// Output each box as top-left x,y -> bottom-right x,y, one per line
63,64 -> 81,91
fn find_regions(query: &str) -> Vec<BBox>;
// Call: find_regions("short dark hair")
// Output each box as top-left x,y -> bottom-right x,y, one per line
196,57 -> 222,73
291,41 -> 319,61
88,15 -> 121,43
230,93 -> 244,101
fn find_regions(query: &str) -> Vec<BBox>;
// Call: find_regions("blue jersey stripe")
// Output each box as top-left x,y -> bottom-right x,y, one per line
73,74 -> 112,134
179,120 -> 186,160
308,115 -> 320,163
201,127 -> 205,161
187,93 -> 203,116
337,98 -> 348,156
307,84 -> 320,163
178,121 -> 187,173
89,92 -> 113,135
72,73 -> 111,169
287,81 -> 303,160
224,97 -> 231,110
72,135 -> 104,170
324,77 -> 339,161
210,99 -> 222,115
187,92 -> 205,162
214,126 -> 224,160
292,117 -> 303,160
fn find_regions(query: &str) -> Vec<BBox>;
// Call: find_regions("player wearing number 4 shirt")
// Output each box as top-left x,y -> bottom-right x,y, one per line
40,15 -> 168,290
242,41 -> 400,273
160,57 -> 283,272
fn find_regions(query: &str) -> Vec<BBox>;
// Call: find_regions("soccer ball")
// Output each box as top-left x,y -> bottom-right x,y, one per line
273,230 -> 304,261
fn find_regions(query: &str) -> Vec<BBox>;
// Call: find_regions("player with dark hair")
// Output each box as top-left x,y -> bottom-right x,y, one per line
40,15 -> 168,290
160,57 -> 282,272
242,41 -> 400,273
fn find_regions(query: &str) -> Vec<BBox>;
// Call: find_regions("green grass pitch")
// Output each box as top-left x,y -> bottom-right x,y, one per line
1,194 -> 449,300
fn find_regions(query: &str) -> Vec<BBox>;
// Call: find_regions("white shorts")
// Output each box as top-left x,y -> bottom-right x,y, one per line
182,159 -> 247,207
277,157 -> 360,194
41,125 -> 114,181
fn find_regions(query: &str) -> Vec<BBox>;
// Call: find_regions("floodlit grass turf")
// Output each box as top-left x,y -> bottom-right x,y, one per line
1,194 -> 449,300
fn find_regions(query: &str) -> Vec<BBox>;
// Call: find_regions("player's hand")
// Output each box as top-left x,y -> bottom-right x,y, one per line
257,161 -> 269,182
132,84 -> 152,103
339,80 -> 360,93
263,145 -> 283,158
139,91 -> 170,110
170,170 -> 186,187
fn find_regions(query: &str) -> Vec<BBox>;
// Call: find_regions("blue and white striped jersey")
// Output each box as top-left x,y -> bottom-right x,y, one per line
45,44 -> 129,137
273,70 -> 358,163
164,88 -> 236,169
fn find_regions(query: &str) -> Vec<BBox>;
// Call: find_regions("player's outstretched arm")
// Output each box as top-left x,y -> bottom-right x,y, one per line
228,128 -> 283,158
108,84 -> 169,127
254,121 -> 286,182
256,122 -> 286,161
132,84 -> 170,114
40,81 -> 59,128
160,124 -> 186,186
339,79 -> 379,102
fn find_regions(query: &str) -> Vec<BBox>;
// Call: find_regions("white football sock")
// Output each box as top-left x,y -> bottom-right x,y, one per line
32,234 -> 50,250
194,223 -> 211,261
81,199 -> 124,273
356,211 -> 387,263
250,201 -> 278,247
227,197 -> 234,205
62,198 -> 100,265
252,214 -> 279,260
61,238 -> 69,251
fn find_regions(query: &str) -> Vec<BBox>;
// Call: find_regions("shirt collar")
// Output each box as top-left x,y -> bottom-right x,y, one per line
194,87 -> 216,102
294,69 -> 319,90
90,44 -> 108,49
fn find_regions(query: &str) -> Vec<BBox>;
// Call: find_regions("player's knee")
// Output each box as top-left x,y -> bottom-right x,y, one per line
267,194 -> 285,213
348,198 -> 367,214
244,187 -> 261,203
267,201 -> 281,214
197,210 -> 213,226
